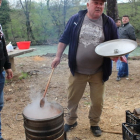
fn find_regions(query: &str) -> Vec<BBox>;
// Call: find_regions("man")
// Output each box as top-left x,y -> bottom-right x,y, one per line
115,18 -> 121,30
0,0 -> 13,140
51,0 -> 118,137
116,15 -> 136,81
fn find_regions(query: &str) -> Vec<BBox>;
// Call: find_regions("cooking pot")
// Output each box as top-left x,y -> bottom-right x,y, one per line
17,102 -> 67,140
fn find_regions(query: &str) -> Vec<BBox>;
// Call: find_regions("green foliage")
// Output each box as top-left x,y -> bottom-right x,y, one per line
0,0 -> 10,24
5,79 -> 13,83
19,72 -> 29,80
84,102 -> 90,105
30,2 -> 53,43
0,0 -> 11,39
67,5 -> 86,20
7,9 -> 27,44
4,0 -> 140,44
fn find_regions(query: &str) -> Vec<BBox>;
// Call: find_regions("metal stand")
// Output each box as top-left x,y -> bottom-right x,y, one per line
64,132 -> 67,140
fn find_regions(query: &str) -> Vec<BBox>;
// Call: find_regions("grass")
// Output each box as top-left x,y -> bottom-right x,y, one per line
19,72 -> 29,80
5,79 -> 13,83
84,102 -> 90,106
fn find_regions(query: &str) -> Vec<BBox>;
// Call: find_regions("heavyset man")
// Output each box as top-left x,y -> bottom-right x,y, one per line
0,0 -> 13,140
116,15 -> 136,81
51,0 -> 118,137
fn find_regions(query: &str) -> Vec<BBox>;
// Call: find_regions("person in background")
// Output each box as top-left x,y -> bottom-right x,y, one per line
115,18 -> 121,31
51,0 -> 118,137
116,15 -> 136,81
115,18 -> 122,71
0,0 -> 13,140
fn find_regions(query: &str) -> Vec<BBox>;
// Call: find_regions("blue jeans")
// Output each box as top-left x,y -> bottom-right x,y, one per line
0,71 -> 5,139
116,59 -> 120,71
118,54 -> 129,77
112,60 -> 121,71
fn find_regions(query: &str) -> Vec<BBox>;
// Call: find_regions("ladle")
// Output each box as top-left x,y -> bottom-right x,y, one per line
40,68 -> 54,108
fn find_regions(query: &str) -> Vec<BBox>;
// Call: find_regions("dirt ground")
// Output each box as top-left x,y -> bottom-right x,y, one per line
1,55 -> 140,140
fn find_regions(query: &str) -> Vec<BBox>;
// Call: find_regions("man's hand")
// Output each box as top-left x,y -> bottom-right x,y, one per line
110,56 -> 127,63
51,42 -> 67,68
6,69 -> 13,79
51,57 -> 61,68
110,57 -> 119,62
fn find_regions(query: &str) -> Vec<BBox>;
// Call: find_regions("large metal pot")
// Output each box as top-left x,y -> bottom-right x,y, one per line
21,102 -> 65,140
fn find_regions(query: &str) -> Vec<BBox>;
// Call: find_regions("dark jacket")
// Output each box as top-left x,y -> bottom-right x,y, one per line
0,36 -> 11,72
119,22 -> 136,41
59,10 -> 118,82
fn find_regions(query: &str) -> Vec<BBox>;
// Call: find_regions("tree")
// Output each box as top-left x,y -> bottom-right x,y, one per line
0,0 -> 11,40
30,1 -> 52,44
46,0 -> 83,39
8,8 -> 26,44
63,0 -> 81,26
19,0 -> 35,41
47,0 -> 65,39
106,0 -> 118,20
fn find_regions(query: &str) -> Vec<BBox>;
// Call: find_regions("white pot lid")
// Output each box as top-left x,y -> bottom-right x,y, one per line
95,39 -> 137,57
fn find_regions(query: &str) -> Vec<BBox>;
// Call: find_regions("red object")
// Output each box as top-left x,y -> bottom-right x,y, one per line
112,57 -> 118,62
112,56 -> 127,63
16,41 -> 31,49
120,56 -> 127,63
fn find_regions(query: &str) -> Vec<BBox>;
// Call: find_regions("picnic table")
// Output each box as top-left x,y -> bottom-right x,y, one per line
8,48 -> 35,72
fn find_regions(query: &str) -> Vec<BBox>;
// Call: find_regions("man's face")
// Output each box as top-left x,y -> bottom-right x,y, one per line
0,0 -> 2,7
116,20 -> 121,27
122,17 -> 129,24
87,0 -> 105,19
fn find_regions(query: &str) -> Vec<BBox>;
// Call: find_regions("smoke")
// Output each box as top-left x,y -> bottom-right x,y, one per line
23,72 -> 63,120
23,98 -> 62,119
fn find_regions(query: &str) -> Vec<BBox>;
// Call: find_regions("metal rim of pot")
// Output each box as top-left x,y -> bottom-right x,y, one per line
16,103 -> 69,121
23,102 -> 64,121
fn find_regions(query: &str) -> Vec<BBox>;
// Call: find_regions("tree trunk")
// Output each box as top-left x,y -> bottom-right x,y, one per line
106,0 -> 118,20
47,0 -> 64,39
19,0 -> 35,41
10,24 -> 16,44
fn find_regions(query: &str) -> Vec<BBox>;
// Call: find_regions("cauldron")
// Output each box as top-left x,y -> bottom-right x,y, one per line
22,102 -> 66,140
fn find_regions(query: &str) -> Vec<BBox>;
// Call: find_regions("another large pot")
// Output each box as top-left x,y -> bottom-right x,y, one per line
22,102 -> 65,140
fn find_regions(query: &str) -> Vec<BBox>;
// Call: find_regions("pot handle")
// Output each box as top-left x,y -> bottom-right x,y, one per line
63,108 -> 70,117
16,113 -> 23,121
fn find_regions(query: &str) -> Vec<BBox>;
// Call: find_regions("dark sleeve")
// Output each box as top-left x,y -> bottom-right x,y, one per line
127,26 -> 136,41
2,36 -> 11,70
59,15 -> 77,45
111,18 -> 119,40
103,16 -> 119,41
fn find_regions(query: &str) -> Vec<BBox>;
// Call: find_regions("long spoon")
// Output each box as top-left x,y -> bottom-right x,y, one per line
40,68 -> 54,108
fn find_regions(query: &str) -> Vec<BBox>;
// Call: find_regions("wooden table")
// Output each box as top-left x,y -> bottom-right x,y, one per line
8,48 -> 35,72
